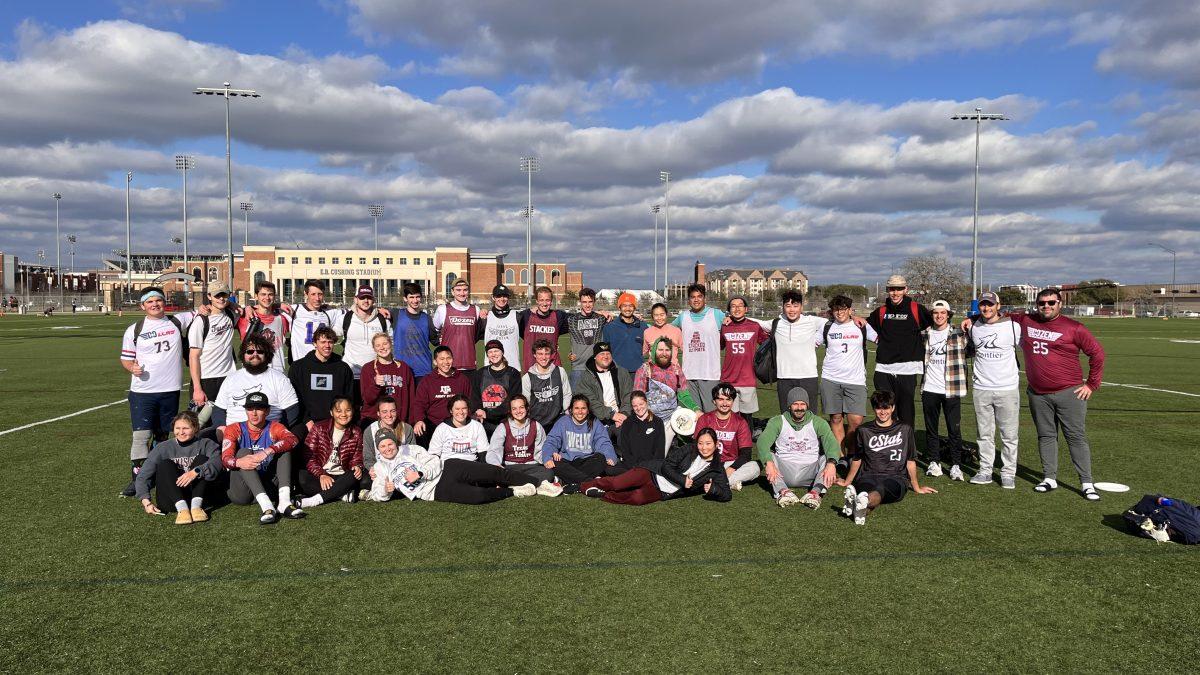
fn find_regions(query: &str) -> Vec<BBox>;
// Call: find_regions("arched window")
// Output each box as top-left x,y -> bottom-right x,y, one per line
445,273 -> 457,295
505,268 -> 515,284
551,270 -> 561,284
192,267 -> 202,282
254,271 -> 266,287
536,269 -> 546,285
520,269 -> 529,285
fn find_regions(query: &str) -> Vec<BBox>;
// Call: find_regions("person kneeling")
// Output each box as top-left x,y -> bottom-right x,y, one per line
298,397 -> 366,508
837,390 -> 937,526
581,427 -> 732,505
136,411 -> 222,524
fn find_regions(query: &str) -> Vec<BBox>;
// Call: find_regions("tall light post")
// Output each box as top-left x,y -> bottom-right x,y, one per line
175,154 -> 195,299
67,235 -> 76,296
651,204 -> 662,290
368,204 -> 384,250
951,107 -> 1008,303
520,156 -> 540,301
52,192 -> 62,306
659,171 -> 671,298
240,201 -> 254,246
1148,243 -> 1177,316
194,81 -> 260,291
125,171 -> 133,304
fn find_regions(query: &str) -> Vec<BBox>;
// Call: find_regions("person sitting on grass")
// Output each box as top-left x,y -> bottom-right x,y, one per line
485,394 -> 562,495
837,390 -> 937,526
363,396 -> 415,490
756,387 -> 841,509
298,397 -> 366,508
222,392 -> 305,525
696,382 -> 759,492
580,427 -> 732,506
428,395 -> 491,463
135,411 -> 222,525
614,391 -> 667,474
543,394 -> 623,489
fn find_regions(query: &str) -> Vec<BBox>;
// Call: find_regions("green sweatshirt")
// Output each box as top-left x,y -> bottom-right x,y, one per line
755,411 -> 840,464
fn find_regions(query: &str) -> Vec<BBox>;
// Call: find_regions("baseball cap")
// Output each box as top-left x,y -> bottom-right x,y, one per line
356,284 -> 375,299
484,339 -> 505,353
452,278 -> 470,289
886,274 -> 907,288
592,341 -> 613,356
491,284 -> 512,298
208,281 -> 230,296
931,300 -> 952,312
978,291 -> 999,305
244,392 -> 271,410
787,387 -> 809,406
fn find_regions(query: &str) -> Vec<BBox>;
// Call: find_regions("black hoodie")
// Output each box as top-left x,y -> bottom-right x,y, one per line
288,350 -> 355,424
866,295 -> 934,365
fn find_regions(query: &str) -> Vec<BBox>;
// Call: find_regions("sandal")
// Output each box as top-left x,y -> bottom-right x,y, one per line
1083,486 -> 1100,501
1033,480 -> 1057,493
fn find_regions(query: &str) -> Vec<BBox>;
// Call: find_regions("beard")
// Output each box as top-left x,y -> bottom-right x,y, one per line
244,359 -> 268,375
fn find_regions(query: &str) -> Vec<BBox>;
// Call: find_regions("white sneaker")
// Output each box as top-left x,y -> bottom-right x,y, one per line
536,480 -> 563,497
512,483 -> 538,498
777,490 -> 801,508
842,485 -> 857,517
926,462 -> 943,477
949,465 -> 964,481
730,480 -> 743,492
853,491 -> 870,525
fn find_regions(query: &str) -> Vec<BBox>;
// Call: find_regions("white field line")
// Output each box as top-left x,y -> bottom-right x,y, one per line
1107,382 -> 1200,398
0,398 -> 126,437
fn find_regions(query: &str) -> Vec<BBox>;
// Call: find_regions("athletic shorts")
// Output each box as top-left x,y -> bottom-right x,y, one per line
820,380 -> 867,416
129,390 -> 180,435
853,473 -> 908,504
733,386 -> 759,413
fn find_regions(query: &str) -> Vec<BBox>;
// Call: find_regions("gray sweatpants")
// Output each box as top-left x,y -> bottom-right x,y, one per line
723,460 -> 761,486
687,379 -> 718,412
1028,387 -> 1092,483
769,454 -> 829,499
227,449 -> 293,504
974,388 -> 1020,480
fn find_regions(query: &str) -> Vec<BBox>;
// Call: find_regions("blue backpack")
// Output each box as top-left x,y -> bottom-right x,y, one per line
1124,494 -> 1200,545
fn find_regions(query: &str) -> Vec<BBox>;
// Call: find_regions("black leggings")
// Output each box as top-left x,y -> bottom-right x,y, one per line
298,470 -> 368,502
853,474 -> 909,504
550,454 -> 623,484
433,458 -> 536,505
153,456 -> 211,512
872,372 -> 918,426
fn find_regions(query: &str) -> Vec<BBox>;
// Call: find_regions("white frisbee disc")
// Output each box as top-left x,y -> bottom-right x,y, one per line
1094,481 -> 1130,493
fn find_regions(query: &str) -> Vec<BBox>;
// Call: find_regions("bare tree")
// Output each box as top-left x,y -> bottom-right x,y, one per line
900,256 -> 969,304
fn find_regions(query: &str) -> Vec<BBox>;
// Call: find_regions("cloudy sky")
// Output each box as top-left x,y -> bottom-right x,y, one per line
1,0 -> 1197,290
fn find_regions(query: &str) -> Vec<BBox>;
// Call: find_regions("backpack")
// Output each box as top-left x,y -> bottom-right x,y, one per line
132,315 -> 188,353
342,310 -> 390,346
877,299 -> 923,329
286,305 -> 332,366
753,318 -> 781,384
1124,494 -> 1200,545
822,319 -> 869,361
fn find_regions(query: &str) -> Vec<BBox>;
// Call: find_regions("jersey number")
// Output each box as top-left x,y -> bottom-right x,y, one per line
841,343 -> 849,353
1031,340 -> 1049,355
889,448 -> 902,461
729,343 -> 745,354
304,321 -> 315,345
154,340 -> 171,353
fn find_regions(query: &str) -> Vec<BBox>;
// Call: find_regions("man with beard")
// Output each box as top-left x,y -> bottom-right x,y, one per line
212,334 -> 301,428
602,292 -> 647,373
756,387 -> 840,509
479,284 -> 520,362
518,286 -> 570,370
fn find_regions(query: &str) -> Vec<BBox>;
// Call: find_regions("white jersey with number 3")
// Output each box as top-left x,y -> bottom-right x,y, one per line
121,317 -> 184,393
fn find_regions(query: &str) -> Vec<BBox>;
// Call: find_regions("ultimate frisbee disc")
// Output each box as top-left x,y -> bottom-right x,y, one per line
1093,482 -> 1130,493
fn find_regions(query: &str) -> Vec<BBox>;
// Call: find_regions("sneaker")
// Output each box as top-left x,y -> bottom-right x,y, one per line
341,492 -> 355,503
259,509 -> 278,525
512,483 -> 538,498
560,483 -> 581,495
1000,476 -> 1016,490
174,510 -> 193,525
357,489 -> 370,502
583,486 -> 605,498
280,502 -> 307,519
776,490 -> 801,508
799,489 -> 822,509
536,480 -> 563,497
925,462 -> 943,477
842,485 -> 857,517
949,465 -> 965,481
853,491 -> 870,525
969,471 -> 994,485
730,480 -> 743,492
190,507 -> 209,523
119,481 -> 137,498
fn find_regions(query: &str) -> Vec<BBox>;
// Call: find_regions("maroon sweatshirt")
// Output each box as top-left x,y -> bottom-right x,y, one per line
1012,314 -> 1105,395
359,358 -> 416,422
409,369 -> 471,426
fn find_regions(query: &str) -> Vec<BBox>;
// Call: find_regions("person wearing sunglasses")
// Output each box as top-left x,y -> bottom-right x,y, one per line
866,275 -> 934,427
211,335 -> 301,429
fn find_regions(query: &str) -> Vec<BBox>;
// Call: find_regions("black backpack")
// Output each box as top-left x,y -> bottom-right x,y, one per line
1124,494 -> 1200,545
753,318 -> 781,384
342,310 -> 390,346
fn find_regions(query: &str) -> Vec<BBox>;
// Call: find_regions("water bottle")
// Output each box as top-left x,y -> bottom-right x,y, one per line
1158,497 -> 1174,507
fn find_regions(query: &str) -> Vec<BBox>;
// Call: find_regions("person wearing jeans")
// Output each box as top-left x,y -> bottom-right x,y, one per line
919,300 -> 969,481
965,292 -> 1021,489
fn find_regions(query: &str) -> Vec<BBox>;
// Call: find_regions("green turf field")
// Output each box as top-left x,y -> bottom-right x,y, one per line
2,314 -> 1198,672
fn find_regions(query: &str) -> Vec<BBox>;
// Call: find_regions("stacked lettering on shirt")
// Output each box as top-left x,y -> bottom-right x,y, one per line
342,311 -> 389,378
289,305 -> 345,362
521,309 -> 567,369
568,311 -> 608,363
696,412 -> 752,464
676,308 -> 724,381
215,369 -> 299,423
922,327 -> 950,394
969,319 -> 1020,390
719,318 -> 767,386
187,310 -> 236,380
435,302 -> 479,370
819,321 -> 878,386
392,308 -> 437,378
121,317 -> 184,393
854,421 -> 915,476
1011,314 -> 1105,394
238,309 -> 290,371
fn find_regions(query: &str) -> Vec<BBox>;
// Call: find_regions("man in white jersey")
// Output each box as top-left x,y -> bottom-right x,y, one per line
769,289 -> 826,415
480,284 -> 520,362
288,280 -> 346,364
817,295 -> 878,460
672,283 -> 724,412
212,333 -> 301,428
965,292 -> 1021,489
188,282 -> 238,408
118,287 -> 185,496
340,284 -> 390,403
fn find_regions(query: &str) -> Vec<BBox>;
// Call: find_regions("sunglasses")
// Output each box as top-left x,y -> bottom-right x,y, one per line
243,349 -> 265,355
886,286 -> 905,291
1037,300 -> 1059,306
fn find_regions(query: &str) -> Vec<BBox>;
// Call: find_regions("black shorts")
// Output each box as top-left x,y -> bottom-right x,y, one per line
853,474 -> 909,504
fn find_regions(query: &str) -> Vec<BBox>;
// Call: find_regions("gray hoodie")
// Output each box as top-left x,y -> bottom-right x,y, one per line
134,437 -> 223,501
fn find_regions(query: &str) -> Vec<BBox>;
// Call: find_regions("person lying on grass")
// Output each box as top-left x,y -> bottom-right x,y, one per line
298,397 -> 366,508
136,411 -> 222,525
580,427 -> 732,506
837,390 -> 937,526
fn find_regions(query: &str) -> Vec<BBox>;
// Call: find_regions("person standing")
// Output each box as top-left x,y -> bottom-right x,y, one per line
521,339 -> 572,432
470,339 -> 522,435
288,280 -> 345,365
818,295 -> 877,461
566,288 -> 609,387
340,285 -> 390,398
573,341 -> 633,429
187,282 -> 239,410
433,278 -> 480,372
965,292 -> 1021,489
603,293 -> 648,372
866,275 -> 932,427
409,346 -> 472,447
672,284 -> 724,412
288,326 -> 355,430
919,300 -> 969,481
359,333 -> 415,425
479,284 -> 520,363
719,296 -> 768,422
769,290 -> 826,416
756,387 -> 840,509
238,280 -> 290,373
518,286 -> 570,370
643,302 -> 683,367
390,282 -> 438,382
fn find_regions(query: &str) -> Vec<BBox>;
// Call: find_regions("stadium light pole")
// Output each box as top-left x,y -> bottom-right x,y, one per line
175,154 -> 195,300
951,107 -> 1008,304
1148,243 -> 1177,316
520,156 -> 540,302
67,235 -> 76,275
651,204 -> 662,291
368,204 -> 384,250
194,81 -> 260,291
52,192 -> 62,306
241,202 -> 254,246
125,171 -> 133,303
660,171 -> 671,299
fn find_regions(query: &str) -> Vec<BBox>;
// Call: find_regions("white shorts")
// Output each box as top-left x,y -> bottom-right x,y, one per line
733,386 -> 759,414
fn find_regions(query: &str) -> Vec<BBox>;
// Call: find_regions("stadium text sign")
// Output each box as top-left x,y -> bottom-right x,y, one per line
318,268 -> 382,277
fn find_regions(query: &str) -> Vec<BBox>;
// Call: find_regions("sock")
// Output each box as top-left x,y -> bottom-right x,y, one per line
300,495 -> 323,508
190,497 -> 203,510
1082,481 -> 1094,490
1044,478 -> 1059,488
255,493 -> 273,512
174,499 -> 188,513
277,486 -> 291,509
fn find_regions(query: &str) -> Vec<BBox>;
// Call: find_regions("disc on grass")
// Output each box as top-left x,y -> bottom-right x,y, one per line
1094,482 -> 1130,493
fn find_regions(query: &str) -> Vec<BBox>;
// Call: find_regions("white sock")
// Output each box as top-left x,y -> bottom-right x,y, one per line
1043,478 -> 1058,488
300,495 -> 323,508
174,499 -> 188,513
277,486 -> 291,509
190,497 -> 203,510
255,493 -> 273,512
1082,482 -> 1094,490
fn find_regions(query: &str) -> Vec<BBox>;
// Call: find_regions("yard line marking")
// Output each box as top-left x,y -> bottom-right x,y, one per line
0,398 -> 126,437
1107,382 -> 1200,398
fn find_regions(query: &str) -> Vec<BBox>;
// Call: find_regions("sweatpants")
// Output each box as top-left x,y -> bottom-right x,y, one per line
768,453 -> 830,498
582,467 -> 663,506
974,388 -> 1020,479
227,450 -> 293,505
152,455 -> 211,513
688,379 -> 719,412
298,470 -> 365,502
776,377 -> 819,416
872,372 -> 918,426
433,458 -> 536,505
551,454 -> 615,484
921,391 -> 963,466
724,460 -> 761,485
1028,386 -> 1092,483
505,462 -> 555,484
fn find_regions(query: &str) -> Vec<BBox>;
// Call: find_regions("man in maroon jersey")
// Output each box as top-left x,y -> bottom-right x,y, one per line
518,285 -> 569,370
433,278 -> 481,372
720,295 -> 769,424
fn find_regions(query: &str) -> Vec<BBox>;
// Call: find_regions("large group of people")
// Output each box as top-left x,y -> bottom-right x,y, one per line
119,272 -> 1106,526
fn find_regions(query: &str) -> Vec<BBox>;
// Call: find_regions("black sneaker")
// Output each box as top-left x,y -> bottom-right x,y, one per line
560,483 -> 581,495
280,502 -> 307,519
118,481 -> 136,498
259,509 -> 279,525
584,486 -> 605,498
